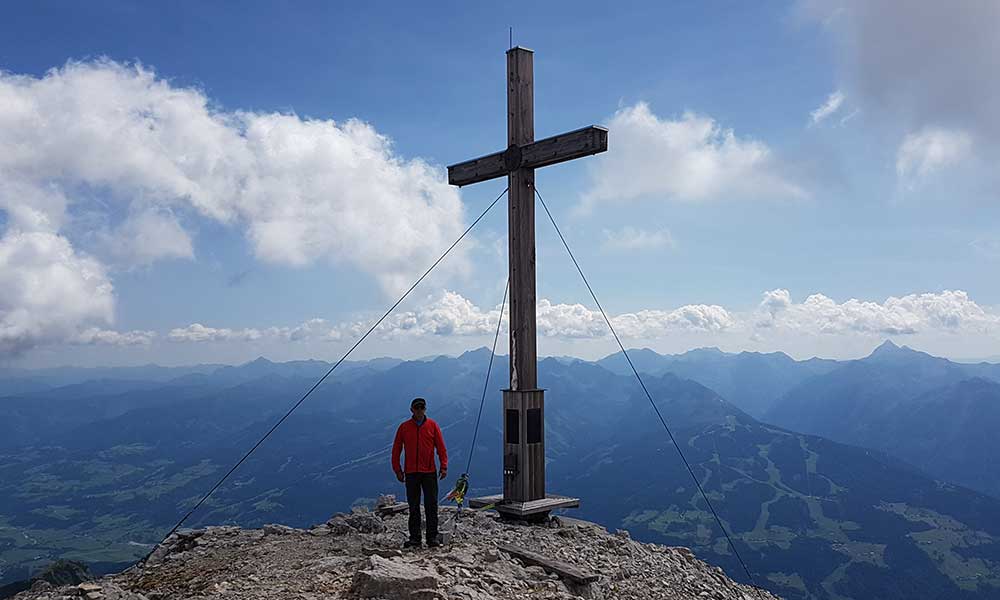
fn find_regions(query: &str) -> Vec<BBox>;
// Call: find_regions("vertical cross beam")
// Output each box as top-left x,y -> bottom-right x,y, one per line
448,47 -> 604,515
506,46 -> 537,392
503,47 -> 544,503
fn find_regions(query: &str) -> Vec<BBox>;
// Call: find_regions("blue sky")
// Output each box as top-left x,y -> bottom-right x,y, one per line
1,1 -> 999,367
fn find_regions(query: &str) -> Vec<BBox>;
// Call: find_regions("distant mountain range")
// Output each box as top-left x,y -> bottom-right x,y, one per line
598,341 -> 1000,499
2,346 -> 1000,599
764,341 -> 1000,498
597,346 -> 841,417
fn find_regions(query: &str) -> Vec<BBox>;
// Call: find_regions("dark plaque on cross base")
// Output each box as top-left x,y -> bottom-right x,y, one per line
449,47 -> 608,520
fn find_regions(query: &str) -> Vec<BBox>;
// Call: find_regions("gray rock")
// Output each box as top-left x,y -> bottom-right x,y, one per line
326,515 -> 357,535
262,524 -> 295,536
325,509 -> 387,534
364,546 -> 404,558
346,510 -> 387,534
351,555 -> 439,599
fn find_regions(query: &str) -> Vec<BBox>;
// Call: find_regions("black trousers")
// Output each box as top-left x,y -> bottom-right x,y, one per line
405,472 -> 439,542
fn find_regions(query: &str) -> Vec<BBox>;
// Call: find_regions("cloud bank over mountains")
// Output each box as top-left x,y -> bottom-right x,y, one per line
159,289 -> 999,353
0,60 -> 466,354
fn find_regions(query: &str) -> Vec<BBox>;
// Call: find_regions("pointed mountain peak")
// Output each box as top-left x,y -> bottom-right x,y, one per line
865,340 -> 929,362
458,347 -> 492,360
869,340 -> 902,356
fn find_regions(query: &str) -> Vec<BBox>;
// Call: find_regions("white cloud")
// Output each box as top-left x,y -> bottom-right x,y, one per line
895,127 -> 973,184
386,291 -> 501,337
285,318 -> 346,343
535,300 -> 607,338
0,61 -> 466,289
754,288 -> 999,336
0,230 -> 115,355
235,113 -> 466,293
158,289 -> 1000,358
73,328 -> 156,346
600,226 -> 675,252
536,300 -> 735,339
583,102 -> 805,208
0,60 -> 469,354
167,292 -> 736,344
167,323 -> 265,343
809,90 -> 846,125
614,305 -> 736,337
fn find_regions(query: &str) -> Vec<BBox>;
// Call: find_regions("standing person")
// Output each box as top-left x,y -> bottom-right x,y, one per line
391,397 -> 448,548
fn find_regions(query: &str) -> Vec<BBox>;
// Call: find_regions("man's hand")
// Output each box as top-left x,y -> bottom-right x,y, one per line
439,468 -> 447,480
396,471 -> 404,483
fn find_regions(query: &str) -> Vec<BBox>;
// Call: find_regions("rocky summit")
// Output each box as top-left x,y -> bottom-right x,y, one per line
11,499 -> 777,600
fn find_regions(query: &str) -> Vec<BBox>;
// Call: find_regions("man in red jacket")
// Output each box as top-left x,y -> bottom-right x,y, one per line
392,397 -> 448,548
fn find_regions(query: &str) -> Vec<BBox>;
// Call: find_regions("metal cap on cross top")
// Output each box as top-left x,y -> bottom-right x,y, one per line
447,47 -> 608,520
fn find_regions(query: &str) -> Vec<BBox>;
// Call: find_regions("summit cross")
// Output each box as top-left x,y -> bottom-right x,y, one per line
448,47 -> 608,512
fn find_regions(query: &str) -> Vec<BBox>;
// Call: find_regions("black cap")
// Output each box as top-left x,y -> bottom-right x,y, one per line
411,397 -> 426,409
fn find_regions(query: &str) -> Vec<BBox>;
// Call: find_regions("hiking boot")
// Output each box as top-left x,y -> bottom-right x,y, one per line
403,539 -> 422,549
426,535 -> 441,548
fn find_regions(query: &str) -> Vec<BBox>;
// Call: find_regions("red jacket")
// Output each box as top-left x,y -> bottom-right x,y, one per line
392,417 -> 448,475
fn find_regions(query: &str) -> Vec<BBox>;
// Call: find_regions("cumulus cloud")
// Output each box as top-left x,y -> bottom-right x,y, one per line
0,60 -> 467,354
754,288 -> 1000,336
73,328 -> 156,346
584,103 -> 804,208
0,230 -> 116,355
167,320 -> 352,344
798,0 -> 1000,184
168,323 -> 265,343
162,288 -> 1000,352
600,226 -> 675,252
386,291 -> 501,337
536,300 -> 734,339
613,305 -> 736,337
167,292 -> 736,344
0,60 -> 465,286
895,127 -> 973,185
809,90 -> 846,125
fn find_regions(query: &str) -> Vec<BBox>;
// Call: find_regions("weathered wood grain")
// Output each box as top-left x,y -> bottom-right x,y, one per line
446,126 -> 608,187
506,47 -> 537,392
520,126 -> 608,170
447,150 -> 506,187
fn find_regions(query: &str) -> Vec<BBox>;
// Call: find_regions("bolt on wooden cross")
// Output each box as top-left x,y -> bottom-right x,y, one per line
448,47 -> 607,513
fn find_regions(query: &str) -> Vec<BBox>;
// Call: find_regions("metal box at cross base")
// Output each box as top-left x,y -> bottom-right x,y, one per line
503,388 -> 545,501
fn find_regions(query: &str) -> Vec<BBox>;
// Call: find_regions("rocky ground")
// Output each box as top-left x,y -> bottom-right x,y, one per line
13,499 -> 779,600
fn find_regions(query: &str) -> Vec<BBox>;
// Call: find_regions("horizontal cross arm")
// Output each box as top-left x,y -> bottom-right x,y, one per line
447,149 -> 508,187
520,125 -> 608,171
447,125 -> 608,187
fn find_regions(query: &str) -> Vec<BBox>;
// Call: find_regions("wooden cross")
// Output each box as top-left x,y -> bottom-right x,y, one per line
448,47 -> 607,509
